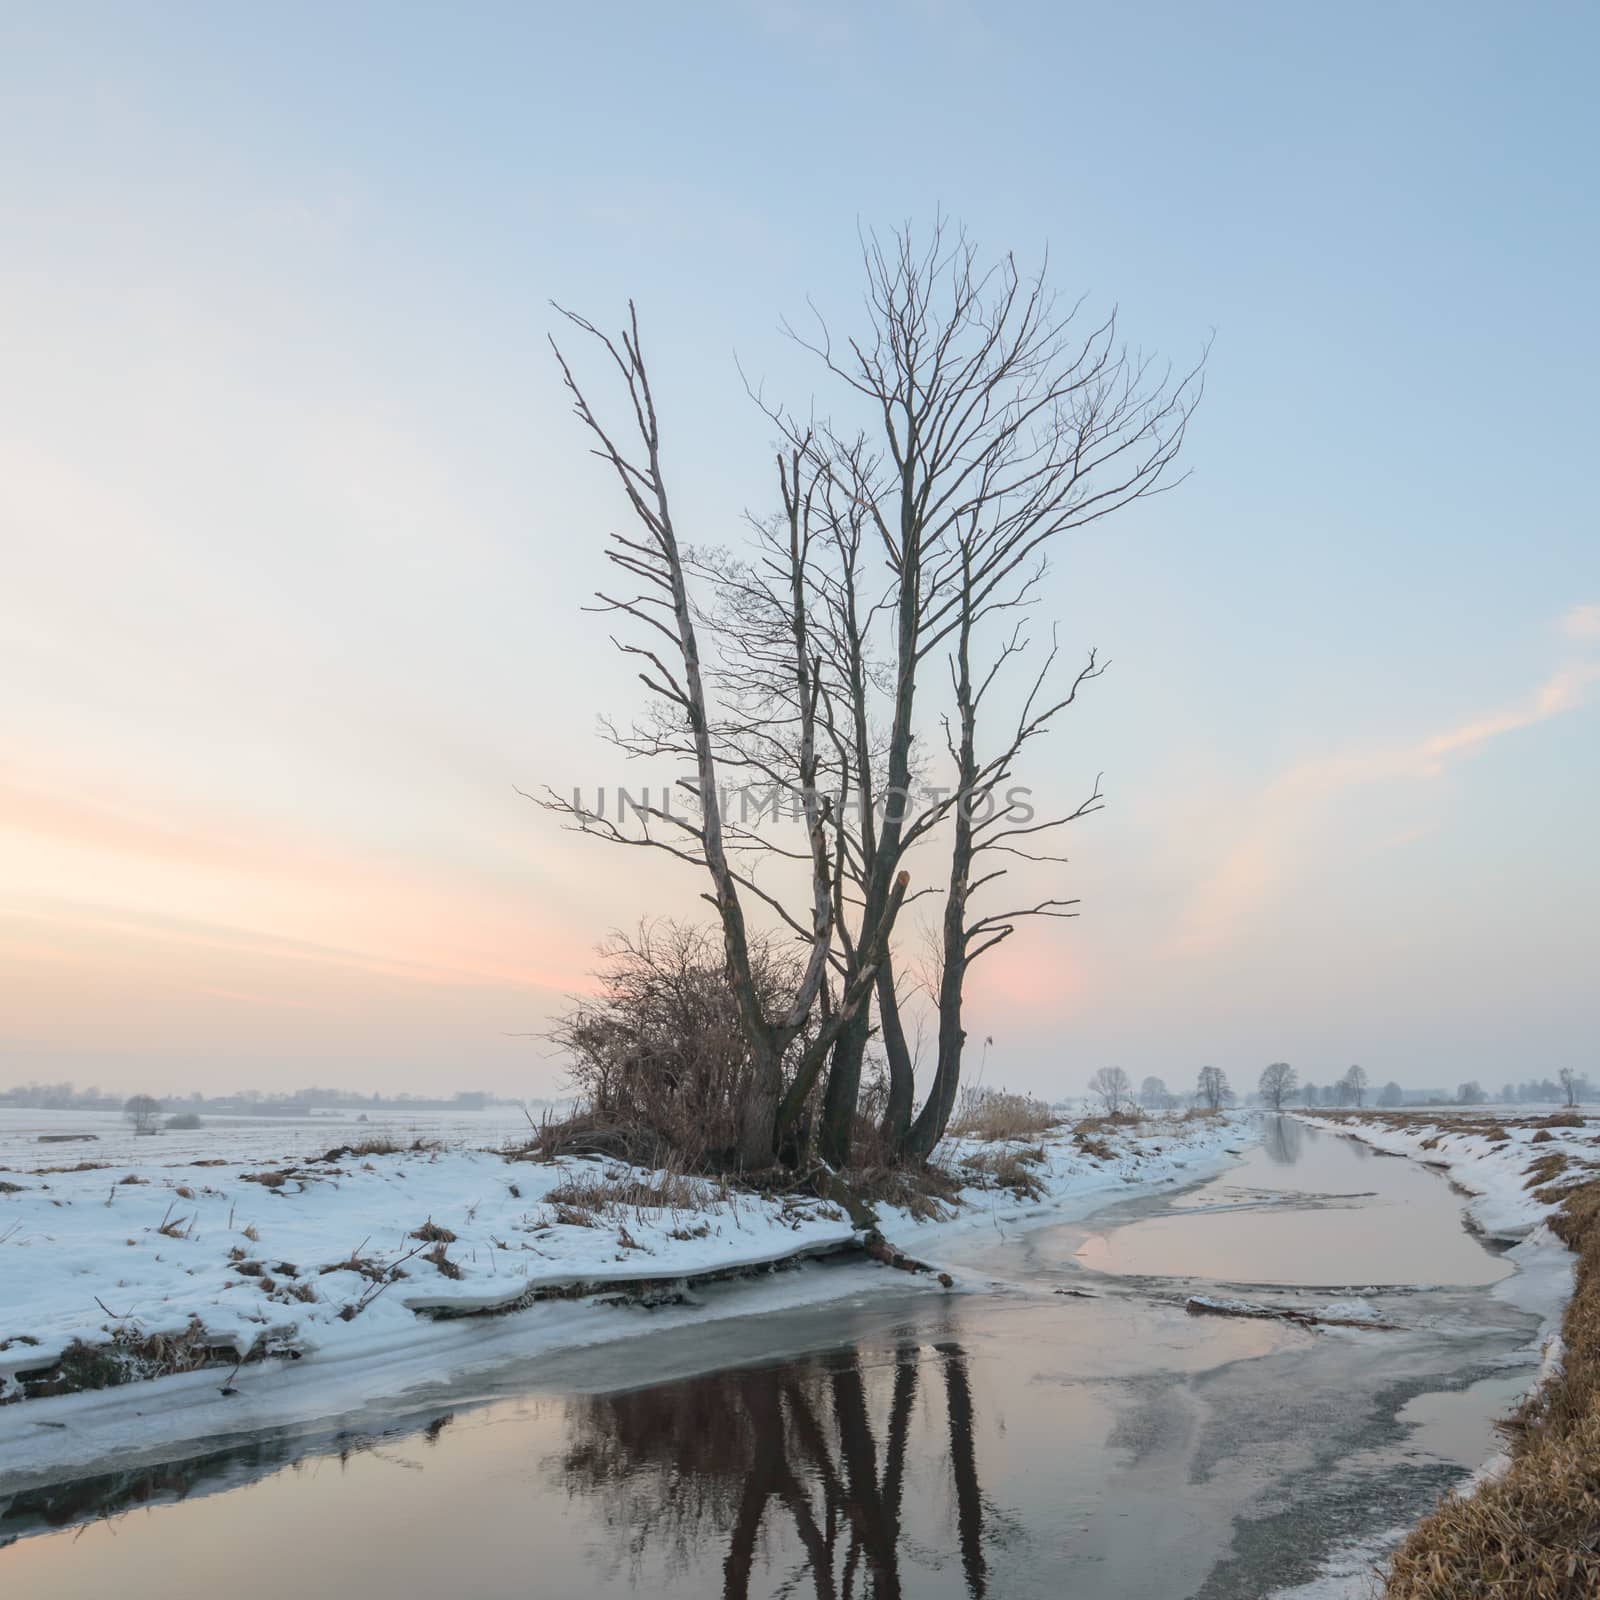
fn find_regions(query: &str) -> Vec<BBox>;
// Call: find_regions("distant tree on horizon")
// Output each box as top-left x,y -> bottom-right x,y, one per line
123,1094 -> 162,1136
1457,1080 -> 1487,1106
1139,1075 -> 1173,1113
1259,1062 -> 1297,1111
1339,1065 -> 1369,1108
1559,1067 -> 1582,1108
1196,1065 -> 1230,1112
1377,1081 -> 1405,1108
1088,1066 -> 1136,1117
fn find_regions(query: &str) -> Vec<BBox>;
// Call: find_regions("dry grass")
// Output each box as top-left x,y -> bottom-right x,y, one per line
1384,1123 -> 1600,1597
422,1242 -> 462,1280
315,1136 -> 441,1162
851,1159 -> 965,1219
947,1087 -> 1061,1142
959,1145 -> 1046,1200
9,1320 -> 230,1400
409,1218 -> 457,1244
318,1247 -> 397,1283
541,1165 -> 709,1226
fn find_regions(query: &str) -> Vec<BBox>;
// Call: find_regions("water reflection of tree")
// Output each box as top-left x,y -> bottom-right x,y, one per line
1261,1114 -> 1304,1166
557,1340 -> 992,1597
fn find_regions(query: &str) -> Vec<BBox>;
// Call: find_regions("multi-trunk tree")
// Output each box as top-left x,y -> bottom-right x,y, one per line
544,223 -> 1202,1170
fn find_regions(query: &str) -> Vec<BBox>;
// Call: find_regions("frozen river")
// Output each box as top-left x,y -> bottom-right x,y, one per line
0,1119 -> 1540,1597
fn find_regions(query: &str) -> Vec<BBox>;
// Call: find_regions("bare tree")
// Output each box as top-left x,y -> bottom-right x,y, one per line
1456,1080 -> 1487,1106
543,223 -> 1201,1171
1258,1061 -> 1296,1112
1377,1080 -> 1405,1108
780,224 -> 1202,1163
543,307 -> 909,1168
1139,1074 -> 1172,1113
123,1094 -> 162,1136
1559,1067 -> 1581,1108
1196,1065 -> 1229,1112
1339,1065 -> 1369,1108
1087,1066 -> 1135,1117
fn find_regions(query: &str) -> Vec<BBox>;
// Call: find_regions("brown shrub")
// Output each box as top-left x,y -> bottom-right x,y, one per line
545,922 -> 823,1172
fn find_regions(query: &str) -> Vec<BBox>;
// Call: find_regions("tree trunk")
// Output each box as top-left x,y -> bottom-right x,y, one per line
876,958 -> 916,1147
820,1006 -> 871,1167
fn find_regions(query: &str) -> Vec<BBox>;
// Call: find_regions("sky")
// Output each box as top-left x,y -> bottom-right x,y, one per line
1,1 -> 1596,1101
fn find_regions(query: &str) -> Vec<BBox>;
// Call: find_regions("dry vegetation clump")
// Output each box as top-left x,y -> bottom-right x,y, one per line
8,1319 -> 231,1400
1070,1120 -> 1123,1163
1524,1153 -> 1571,1191
410,1218 -> 457,1244
541,1165 -> 710,1227
316,1136 -> 441,1163
848,1159 -> 964,1219
545,922 -> 824,1172
948,1087 -> 1061,1142
422,1242 -> 462,1280
1384,1159 -> 1600,1597
959,1145 -> 1046,1201
318,1247 -> 397,1283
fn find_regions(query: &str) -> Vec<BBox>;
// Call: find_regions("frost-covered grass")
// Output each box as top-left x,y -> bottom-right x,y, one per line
0,1103 -> 1251,1437
1299,1108 -> 1600,1598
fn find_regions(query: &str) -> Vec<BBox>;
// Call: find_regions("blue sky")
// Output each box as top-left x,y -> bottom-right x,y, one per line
1,1 -> 1595,1097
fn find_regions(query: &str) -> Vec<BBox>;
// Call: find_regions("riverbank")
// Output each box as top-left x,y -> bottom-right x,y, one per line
0,1106 -> 1254,1484
1297,1109 -> 1599,1597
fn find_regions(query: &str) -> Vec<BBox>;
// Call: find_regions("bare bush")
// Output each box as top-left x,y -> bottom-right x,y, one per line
549,922 -> 824,1170
123,1095 -> 162,1136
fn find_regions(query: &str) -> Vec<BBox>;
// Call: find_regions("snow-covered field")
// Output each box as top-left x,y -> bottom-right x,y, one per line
0,1103 -> 1253,1481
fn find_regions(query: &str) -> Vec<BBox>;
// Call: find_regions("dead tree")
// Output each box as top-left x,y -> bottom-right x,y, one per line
543,308 -> 907,1168
771,224 -> 1203,1162
544,222 -> 1201,1169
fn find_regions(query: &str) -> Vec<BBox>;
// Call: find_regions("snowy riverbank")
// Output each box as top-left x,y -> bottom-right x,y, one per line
1271,1109 -> 1595,1598
0,1106 -> 1254,1484
1301,1108 -> 1583,1365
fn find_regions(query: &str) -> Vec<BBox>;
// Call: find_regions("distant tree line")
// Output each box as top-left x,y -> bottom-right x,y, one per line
1082,1061 -> 1593,1115
0,1081 -> 516,1114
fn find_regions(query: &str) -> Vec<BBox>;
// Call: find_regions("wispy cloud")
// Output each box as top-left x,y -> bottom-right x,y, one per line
1178,641 -> 1599,954
1560,603 -> 1600,641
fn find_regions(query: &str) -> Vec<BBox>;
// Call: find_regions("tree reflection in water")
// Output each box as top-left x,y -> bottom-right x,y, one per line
1260,1114 -> 1304,1166
557,1335 -> 994,1597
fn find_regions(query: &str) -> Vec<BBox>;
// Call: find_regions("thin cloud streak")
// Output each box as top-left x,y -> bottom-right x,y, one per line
1560,603 -> 1600,640
1178,647 -> 1599,954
